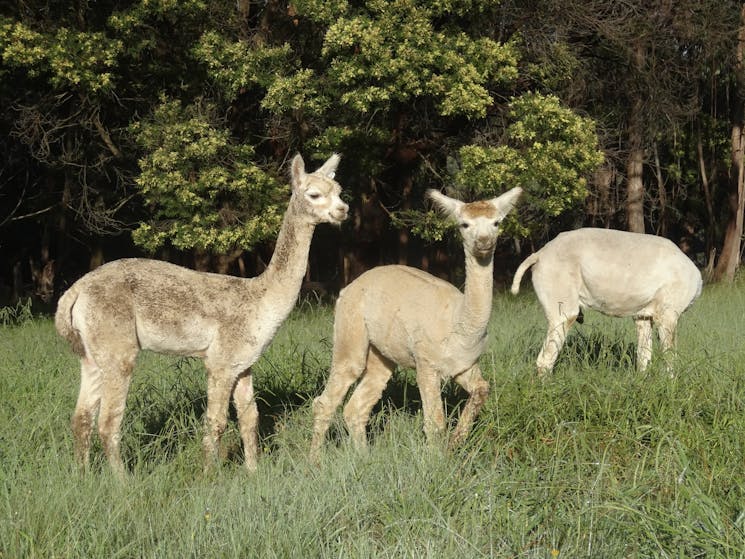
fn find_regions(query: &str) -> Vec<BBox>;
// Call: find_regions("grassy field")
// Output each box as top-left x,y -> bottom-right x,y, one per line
2,283 -> 745,558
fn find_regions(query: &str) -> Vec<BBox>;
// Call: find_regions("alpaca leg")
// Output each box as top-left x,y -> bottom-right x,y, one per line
342,348 -> 394,450
202,368 -> 234,469
450,364 -> 489,448
233,369 -> 259,472
71,356 -> 102,471
536,313 -> 576,377
310,316 -> 368,460
310,361 -> 365,460
415,364 -> 446,444
97,355 -> 136,478
656,310 -> 680,377
635,317 -> 654,372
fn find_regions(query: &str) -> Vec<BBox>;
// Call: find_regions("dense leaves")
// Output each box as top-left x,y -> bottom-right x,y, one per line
0,0 -> 743,299
131,99 -> 285,253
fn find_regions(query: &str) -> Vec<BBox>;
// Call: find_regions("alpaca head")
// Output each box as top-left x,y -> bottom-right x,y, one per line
427,187 -> 523,261
290,153 -> 349,225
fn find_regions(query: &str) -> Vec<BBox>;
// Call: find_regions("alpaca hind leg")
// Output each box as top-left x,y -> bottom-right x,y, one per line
310,364 -> 363,459
71,356 -> 102,471
450,364 -> 489,447
342,348 -> 394,450
233,370 -> 259,472
635,317 -> 654,372
97,354 -> 136,478
536,309 -> 577,377
310,321 -> 368,459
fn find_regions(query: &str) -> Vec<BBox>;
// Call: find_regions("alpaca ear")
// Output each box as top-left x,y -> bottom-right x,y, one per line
427,189 -> 463,219
291,154 -> 306,191
491,187 -> 523,220
316,153 -> 341,179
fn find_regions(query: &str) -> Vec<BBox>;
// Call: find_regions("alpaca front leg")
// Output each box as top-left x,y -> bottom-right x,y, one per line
203,369 -> 233,470
450,364 -> 489,447
656,310 -> 680,378
233,370 -> 259,471
415,366 -> 446,444
635,317 -> 653,372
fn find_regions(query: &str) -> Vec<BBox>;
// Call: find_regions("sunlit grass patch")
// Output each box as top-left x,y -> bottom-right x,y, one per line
1,283 -> 744,557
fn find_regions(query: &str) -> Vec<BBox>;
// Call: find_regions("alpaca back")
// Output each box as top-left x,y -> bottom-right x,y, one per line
62,258 -> 263,357
335,265 -> 465,371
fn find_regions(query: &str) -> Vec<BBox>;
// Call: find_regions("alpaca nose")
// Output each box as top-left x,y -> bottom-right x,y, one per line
476,236 -> 493,249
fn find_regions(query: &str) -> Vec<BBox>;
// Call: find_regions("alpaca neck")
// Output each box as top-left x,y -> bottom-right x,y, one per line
456,251 -> 495,339
257,204 -> 316,311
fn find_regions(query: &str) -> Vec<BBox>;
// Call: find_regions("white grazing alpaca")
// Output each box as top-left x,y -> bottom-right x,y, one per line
511,227 -> 702,376
55,153 -> 348,476
310,187 -> 522,459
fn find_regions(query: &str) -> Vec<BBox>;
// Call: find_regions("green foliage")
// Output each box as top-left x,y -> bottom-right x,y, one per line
390,209 -> 455,242
130,98 -> 286,253
0,299 -> 33,327
405,93 -> 604,240
180,1 -> 603,252
314,0 -> 519,118
105,0 -> 214,83
458,93 -> 604,212
522,38 -> 584,93
244,0 -> 518,120
0,18 -> 121,92
193,31 -> 293,99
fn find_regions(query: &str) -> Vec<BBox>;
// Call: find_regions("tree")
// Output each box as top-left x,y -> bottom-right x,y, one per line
10,0 -> 740,300
0,0 -> 246,292
711,4 -> 745,282
130,98 -> 286,272
0,9 -> 127,298
195,0 -> 603,281
506,0 -> 745,286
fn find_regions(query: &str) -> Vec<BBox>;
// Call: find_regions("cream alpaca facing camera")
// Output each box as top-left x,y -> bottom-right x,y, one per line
511,227 -> 702,377
310,187 -> 522,459
55,153 -> 348,476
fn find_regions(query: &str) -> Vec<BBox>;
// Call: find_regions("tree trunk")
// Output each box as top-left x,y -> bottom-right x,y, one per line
397,176 -> 412,265
712,5 -> 745,283
626,45 -> 646,234
589,164 -> 613,228
653,143 -> 667,235
712,118 -> 745,282
626,136 -> 645,233
697,130 -> 716,262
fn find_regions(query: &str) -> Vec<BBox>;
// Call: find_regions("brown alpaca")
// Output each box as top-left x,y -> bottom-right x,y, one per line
56,154 -> 348,476
310,187 -> 522,459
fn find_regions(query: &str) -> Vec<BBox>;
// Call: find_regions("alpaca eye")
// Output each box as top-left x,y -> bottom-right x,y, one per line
493,221 -> 500,227
308,192 -> 321,200
460,223 -> 469,229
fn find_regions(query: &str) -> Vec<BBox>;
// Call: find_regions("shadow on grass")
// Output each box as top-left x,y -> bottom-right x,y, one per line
120,356 -> 475,470
319,370 -> 472,450
556,326 -> 637,371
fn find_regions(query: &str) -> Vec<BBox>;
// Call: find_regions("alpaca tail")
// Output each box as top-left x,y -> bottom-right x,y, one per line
510,252 -> 540,295
55,284 -> 86,357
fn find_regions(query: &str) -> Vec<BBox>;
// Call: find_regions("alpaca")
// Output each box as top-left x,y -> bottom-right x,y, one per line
310,187 -> 522,459
55,153 -> 348,475
511,227 -> 702,376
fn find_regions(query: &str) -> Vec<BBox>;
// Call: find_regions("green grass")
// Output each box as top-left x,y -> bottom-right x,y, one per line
2,286 -> 745,558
